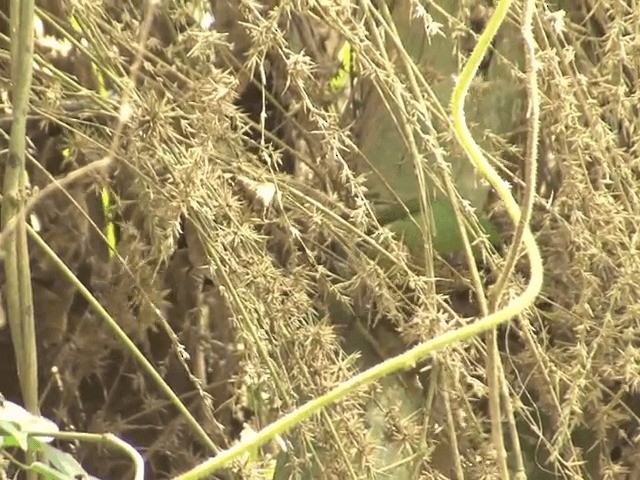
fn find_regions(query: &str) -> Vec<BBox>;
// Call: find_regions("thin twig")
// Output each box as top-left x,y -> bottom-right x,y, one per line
490,0 -> 540,312
0,0 -> 156,257
497,1 -> 541,478
443,172 -> 510,478
26,223 -> 220,454
442,365 -> 465,480
0,157 -> 111,257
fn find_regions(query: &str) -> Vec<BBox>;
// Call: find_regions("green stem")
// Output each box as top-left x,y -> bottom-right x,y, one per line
26,226 -> 219,455
42,431 -> 143,480
4,0 -> 38,477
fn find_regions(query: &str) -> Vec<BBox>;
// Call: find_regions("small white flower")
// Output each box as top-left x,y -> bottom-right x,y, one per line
119,102 -> 133,123
412,5 -> 444,41
461,198 -> 475,213
200,13 -> 214,30
413,4 -> 427,18
545,10 -> 566,36
255,182 -> 277,209
30,213 -> 41,232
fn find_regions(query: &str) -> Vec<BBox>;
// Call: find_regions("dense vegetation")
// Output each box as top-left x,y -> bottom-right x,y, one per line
1,1 -> 640,478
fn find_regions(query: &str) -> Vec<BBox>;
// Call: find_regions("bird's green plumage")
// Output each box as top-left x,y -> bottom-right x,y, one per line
378,198 -> 501,258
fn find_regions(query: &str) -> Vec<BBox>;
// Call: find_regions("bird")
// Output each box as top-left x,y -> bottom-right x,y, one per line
377,197 -> 501,260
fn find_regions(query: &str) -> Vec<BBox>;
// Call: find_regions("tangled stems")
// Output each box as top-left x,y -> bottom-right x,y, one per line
174,0 -> 543,478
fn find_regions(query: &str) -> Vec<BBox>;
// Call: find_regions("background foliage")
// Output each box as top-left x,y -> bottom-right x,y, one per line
1,0 -> 639,478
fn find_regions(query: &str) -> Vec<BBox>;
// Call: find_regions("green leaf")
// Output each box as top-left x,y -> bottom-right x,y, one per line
0,399 -> 59,447
40,443 -> 89,477
29,461 -> 73,480
0,418 -> 28,450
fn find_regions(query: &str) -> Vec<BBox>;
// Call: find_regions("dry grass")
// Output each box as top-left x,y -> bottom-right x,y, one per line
1,0 -> 640,478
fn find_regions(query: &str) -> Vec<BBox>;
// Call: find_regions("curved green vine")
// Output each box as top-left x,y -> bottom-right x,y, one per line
174,0 -> 543,477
